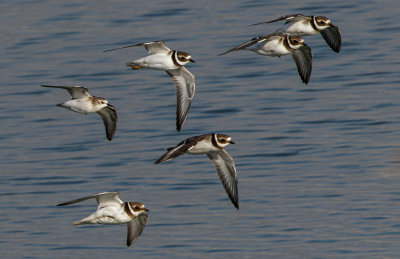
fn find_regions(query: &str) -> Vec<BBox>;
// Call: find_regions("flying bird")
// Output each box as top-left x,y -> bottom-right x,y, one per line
57,192 -> 149,247
41,85 -> 117,140
104,41 -> 195,131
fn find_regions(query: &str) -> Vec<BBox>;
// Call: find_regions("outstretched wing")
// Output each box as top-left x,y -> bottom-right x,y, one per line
41,85 -> 91,99
103,40 -> 171,54
57,194 -> 98,206
126,213 -> 148,247
166,67 -> 195,131
320,24 -> 341,53
249,14 -> 309,26
154,140 -> 190,164
141,41 -> 171,54
57,192 -> 123,208
97,104 -> 118,141
154,135 -> 204,164
291,44 -> 313,84
207,149 -> 239,209
95,192 -> 123,209
218,35 -> 278,56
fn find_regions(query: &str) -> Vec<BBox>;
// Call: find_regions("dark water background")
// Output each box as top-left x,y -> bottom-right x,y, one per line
1,0 -> 400,258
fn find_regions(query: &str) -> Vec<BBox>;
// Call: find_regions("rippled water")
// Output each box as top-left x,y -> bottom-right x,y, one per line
1,0 -> 400,258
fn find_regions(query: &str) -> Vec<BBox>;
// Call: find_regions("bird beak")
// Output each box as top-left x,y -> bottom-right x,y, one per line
145,208 -> 150,212
230,140 -> 235,144
189,58 -> 195,63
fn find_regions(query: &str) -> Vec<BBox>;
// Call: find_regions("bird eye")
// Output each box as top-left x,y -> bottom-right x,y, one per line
293,40 -> 298,44
135,206 -> 140,210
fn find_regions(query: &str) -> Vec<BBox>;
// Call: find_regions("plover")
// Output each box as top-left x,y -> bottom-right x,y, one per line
104,41 -> 195,131
219,34 -> 312,84
57,192 -> 148,247
250,14 -> 341,53
41,85 -> 117,141
155,133 -> 239,209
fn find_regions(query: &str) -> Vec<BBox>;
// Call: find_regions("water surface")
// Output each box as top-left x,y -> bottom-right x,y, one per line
1,0 -> 400,258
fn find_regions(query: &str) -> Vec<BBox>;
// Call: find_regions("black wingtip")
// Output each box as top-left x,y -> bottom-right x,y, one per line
176,119 -> 184,132
218,51 -> 230,56
248,22 -> 265,26
333,46 -> 341,53
106,132 -> 114,141
300,73 -> 310,85
103,43 -> 143,53
155,154 -> 170,164
154,156 -> 164,164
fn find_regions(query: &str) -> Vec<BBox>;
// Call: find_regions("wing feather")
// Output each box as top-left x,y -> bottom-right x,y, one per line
218,35 -> 279,56
57,192 -> 122,207
155,136 -> 205,164
291,45 -> 313,84
57,195 -> 97,206
249,14 -> 309,26
155,140 -> 191,164
126,213 -> 148,246
207,149 -> 239,209
320,24 -> 341,53
95,192 -> 123,209
41,85 -> 91,99
103,40 -> 170,54
97,104 -> 118,141
166,67 -> 195,131
142,41 -> 171,54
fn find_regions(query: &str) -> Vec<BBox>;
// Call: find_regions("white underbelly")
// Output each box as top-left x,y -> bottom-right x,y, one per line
187,139 -> 218,154
97,208 -> 132,224
252,40 -> 290,57
59,99 -> 94,114
137,53 -> 177,70
284,22 -> 318,36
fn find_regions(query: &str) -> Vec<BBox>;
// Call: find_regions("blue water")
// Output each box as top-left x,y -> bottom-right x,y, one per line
1,0 -> 400,258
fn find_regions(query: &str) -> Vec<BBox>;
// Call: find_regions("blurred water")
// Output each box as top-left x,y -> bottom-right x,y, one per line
1,0 -> 400,258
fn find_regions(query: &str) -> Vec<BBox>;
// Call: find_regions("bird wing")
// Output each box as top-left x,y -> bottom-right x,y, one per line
142,41 -> 171,55
95,192 -> 124,209
249,14 -> 309,26
166,66 -> 195,131
218,34 -> 279,56
57,195 -> 98,206
57,192 -> 122,207
103,40 -> 170,54
155,139 -> 191,164
126,213 -> 148,247
207,149 -> 239,209
97,104 -> 118,141
41,85 -> 91,99
320,24 -> 341,53
154,135 -> 203,164
291,44 -> 313,84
